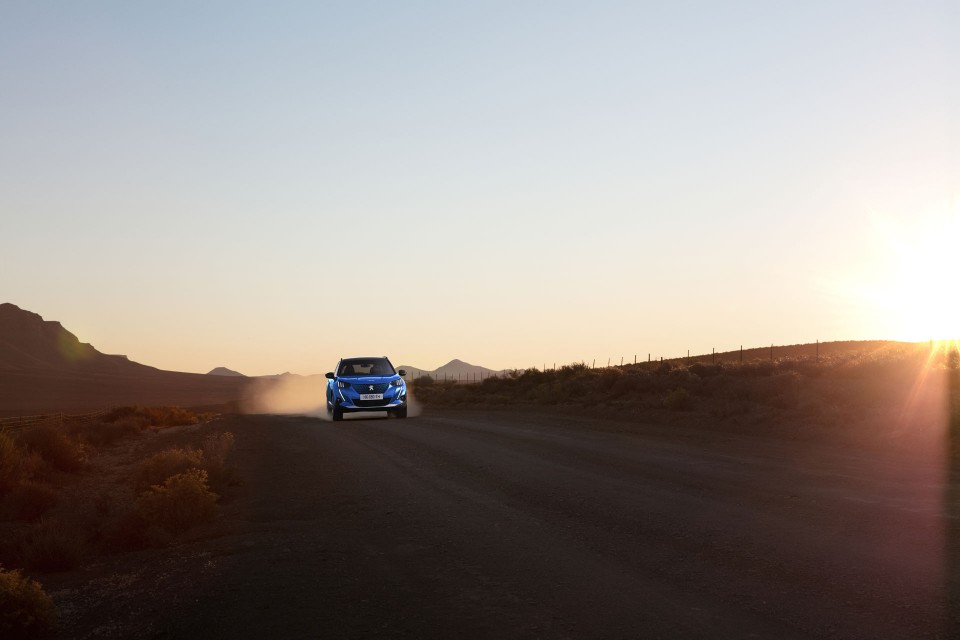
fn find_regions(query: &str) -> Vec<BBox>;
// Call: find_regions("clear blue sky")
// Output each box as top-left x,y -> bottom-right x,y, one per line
2,1 -> 957,374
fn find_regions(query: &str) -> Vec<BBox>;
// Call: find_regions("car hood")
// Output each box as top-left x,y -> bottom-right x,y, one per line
338,375 -> 399,384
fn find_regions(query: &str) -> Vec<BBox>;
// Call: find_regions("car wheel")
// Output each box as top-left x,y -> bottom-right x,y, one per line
332,402 -> 344,422
394,406 -> 408,419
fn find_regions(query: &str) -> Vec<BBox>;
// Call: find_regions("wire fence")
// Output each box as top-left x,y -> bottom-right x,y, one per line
0,409 -> 109,433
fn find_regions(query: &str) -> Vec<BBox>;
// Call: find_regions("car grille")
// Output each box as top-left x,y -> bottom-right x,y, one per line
355,398 -> 390,408
356,383 -> 390,393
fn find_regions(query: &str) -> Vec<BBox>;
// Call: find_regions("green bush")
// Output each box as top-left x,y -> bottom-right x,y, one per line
0,566 -> 56,639
135,469 -> 217,533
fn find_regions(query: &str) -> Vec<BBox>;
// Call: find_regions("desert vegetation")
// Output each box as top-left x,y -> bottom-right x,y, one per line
0,406 -> 233,637
0,566 -> 56,640
414,342 -> 960,448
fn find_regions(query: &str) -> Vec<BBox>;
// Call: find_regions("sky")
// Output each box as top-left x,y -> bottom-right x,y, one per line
1,1 -> 957,375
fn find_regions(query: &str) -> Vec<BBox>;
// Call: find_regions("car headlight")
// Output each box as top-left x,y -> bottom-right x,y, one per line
337,380 -> 351,389
391,379 -> 404,387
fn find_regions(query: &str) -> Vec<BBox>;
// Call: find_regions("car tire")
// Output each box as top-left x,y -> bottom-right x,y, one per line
393,406 -> 408,419
332,402 -> 344,422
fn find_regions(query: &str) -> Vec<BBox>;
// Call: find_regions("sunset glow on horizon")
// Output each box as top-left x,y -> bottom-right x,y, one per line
2,2 -> 957,376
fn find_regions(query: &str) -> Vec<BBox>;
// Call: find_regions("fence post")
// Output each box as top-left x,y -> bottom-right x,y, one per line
816,339 -> 819,362
620,356 -> 623,366
740,345 -> 743,363
634,355 -> 636,365
712,347 -> 715,364
770,344 -> 773,362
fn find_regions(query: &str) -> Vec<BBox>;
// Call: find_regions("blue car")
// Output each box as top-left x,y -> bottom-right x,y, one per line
325,356 -> 408,421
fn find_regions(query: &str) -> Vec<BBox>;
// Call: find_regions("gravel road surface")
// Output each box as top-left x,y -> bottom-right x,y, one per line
53,409 -> 953,639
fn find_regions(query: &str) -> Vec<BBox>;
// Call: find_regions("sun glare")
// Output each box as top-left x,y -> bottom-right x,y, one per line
856,201 -> 960,343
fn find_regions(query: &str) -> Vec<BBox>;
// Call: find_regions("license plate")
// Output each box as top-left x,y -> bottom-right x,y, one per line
360,394 -> 384,401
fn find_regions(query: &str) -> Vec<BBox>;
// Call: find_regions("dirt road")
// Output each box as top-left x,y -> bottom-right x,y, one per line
52,409 -> 953,639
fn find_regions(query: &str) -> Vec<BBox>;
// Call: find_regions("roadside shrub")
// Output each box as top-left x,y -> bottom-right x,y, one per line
21,519 -> 86,572
135,447 -> 204,491
598,368 -> 624,391
135,469 -> 217,533
664,388 -> 692,411
609,373 -> 640,395
200,432 -> 235,490
19,426 -> 85,474
413,376 -> 434,387
517,368 -> 546,388
201,432 -> 234,470
0,566 -> 56,639
78,416 -> 143,447
0,433 -> 26,494
100,510 -> 152,552
103,406 -> 203,428
689,363 -> 724,377
948,348 -> 960,370
5,482 -> 58,521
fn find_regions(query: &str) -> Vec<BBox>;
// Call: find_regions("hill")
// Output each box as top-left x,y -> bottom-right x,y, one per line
0,303 -> 150,374
207,367 -> 246,377
0,303 -> 250,416
398,358 -> 502,382
411,340 -> 955,453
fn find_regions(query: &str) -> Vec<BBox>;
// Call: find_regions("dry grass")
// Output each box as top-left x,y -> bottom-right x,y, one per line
4,482 -> 58,522
0,566 -> 56,639
135,447 -> 205,492
0,406 -> 228,638
20,519 -> 87,572
200,432 -> 235,491
0,433 -> 25,495
135,469 -> 218,533
413,343 -> 960,448
103,405 -> 209,428
18,426 -> 86,474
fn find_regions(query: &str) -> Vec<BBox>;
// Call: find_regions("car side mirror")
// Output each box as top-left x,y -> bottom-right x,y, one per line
325,372 -> 335,379
398,369 -> 407,377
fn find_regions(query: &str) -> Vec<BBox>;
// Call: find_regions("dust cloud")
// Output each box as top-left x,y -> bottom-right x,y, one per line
242,374 -> 422,420
242,375 -> 331,420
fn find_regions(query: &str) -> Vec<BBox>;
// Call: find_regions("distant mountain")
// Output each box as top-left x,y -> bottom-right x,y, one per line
207,367 -> 245,377
398,358 -> 503,382
0,303 -> 250,415
0,303 -> 151,373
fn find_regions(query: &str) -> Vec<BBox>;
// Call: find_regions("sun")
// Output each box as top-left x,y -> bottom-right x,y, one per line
854,201 -> 960,343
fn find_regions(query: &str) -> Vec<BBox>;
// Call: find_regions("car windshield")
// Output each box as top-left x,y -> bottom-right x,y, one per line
338,358 -> 395,377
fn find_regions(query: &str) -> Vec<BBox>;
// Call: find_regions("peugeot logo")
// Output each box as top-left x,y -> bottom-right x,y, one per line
369,385 -> 374,391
